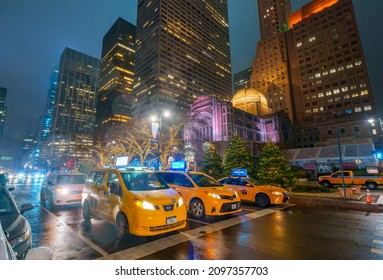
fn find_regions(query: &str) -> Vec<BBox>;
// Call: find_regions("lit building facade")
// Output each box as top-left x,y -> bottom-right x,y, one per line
0,87 -> 7,146
233,67 -> 252,93
183,95 -> 292,170
286,0 -> 379,148
133,0 -> 232,117
49,48 -> 100,168
95,18 -> 136,143
250,0 -> 295,122
231,88 -> 272,117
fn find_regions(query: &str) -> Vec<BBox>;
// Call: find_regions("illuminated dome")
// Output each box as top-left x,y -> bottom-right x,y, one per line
231,88 -> 271,116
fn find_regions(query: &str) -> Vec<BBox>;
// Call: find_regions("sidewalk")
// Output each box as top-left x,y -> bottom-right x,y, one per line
289,189 -> 383,212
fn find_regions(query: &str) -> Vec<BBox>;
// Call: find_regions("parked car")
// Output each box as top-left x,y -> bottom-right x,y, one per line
82,168 -> 186,237
218,176 -> 289,207
0,185 -> 34,259
156,170 -> 241,219
40,172 -> 87,208
0,173 -> 9,190
0,222 -> 52,260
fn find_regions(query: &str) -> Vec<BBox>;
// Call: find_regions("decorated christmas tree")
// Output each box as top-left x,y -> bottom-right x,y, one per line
223,133 -> 255,177
256,141 -> 296,188
201,142 -> 223,179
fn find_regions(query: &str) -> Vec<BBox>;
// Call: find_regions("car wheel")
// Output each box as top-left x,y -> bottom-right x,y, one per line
116,213 -> 130,238
190,199 -> 205,219
82,200 -> 91,222
321,181 -> 332,188
40,190 -> 45,206
366,182 -> 377,190
256,193 -> 270,207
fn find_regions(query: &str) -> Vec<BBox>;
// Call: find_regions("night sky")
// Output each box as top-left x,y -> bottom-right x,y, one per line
0,0 -> 382,158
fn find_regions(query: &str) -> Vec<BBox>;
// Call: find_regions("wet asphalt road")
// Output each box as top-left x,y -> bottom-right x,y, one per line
9,179 -> 383,260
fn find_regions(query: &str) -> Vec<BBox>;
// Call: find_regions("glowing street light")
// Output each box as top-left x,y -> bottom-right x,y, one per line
151,110 -> 170,171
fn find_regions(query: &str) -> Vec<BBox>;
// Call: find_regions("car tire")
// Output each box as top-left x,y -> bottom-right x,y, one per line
83,200 -> 91,222
190,199 -> 205,219
366,182 -> 377,190
256,193 -> 270,207
321,181 -> 332,188
40,190 -> 46,206
116,213 -> 130,238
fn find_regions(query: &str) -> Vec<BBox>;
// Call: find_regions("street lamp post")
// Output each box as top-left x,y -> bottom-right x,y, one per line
336,127 -> 347,200
151,111 -> 170,171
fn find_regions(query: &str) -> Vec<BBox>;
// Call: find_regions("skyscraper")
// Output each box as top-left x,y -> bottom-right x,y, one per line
250,0 -> 379,149
95,17 -> 136,143
287,0 -> 378,148
0,87 -> 7,146
35,65 -> 59,166
49,48 -> 100,167
133,0 -> 232,117
250,0 -> 295,122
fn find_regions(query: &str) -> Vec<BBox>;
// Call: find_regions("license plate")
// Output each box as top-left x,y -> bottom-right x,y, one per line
231,203 -> 237,210
166,216 -> 177,225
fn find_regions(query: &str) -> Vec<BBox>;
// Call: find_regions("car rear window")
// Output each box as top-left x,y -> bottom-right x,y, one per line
57,175 -> 86,185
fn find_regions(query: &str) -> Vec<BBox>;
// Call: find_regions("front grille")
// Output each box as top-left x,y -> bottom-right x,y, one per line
162,204 -> 174,212
283,192 -> 289,202
219,202 -> 241,213
149,220 -> 186,232
220,193 -> 237,200
69,190 -> 82,194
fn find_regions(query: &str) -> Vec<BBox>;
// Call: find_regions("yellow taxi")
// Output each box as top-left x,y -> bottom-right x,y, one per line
81,168 -> 187,237
218,176 -> 289,207
156,170 -> 241,219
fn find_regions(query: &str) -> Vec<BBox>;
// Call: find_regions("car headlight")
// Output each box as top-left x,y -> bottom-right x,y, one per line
207,192 -> 221,199
9,224 -> 31,248
134,198 -> 157,210
56,188 -> 69,194
272,191 -> 283,195
177,197 -> 184,207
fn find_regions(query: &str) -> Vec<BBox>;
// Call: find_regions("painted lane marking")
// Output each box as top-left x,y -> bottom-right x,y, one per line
373,239 -> 383,245
371,248 -> 383,255
98,205 -> 293,260
40,205 -> 109,257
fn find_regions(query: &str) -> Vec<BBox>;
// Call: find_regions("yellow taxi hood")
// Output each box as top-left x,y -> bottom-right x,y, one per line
200,186 -> 236,195
131,188 -> 179,204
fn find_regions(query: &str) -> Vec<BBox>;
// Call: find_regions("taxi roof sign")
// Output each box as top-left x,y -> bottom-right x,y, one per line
170,161 -> 187,171
231,168 -> 247,177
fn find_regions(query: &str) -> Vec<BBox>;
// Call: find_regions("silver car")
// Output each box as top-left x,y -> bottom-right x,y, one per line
40,172 -> 87,209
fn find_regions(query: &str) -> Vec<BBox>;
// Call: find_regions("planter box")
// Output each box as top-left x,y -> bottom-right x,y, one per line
352,185 -> 362,195
338,187 -> 354,198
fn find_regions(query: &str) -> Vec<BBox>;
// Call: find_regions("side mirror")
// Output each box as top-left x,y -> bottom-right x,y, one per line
48,181 -> 54,186
20,203 -> 34,214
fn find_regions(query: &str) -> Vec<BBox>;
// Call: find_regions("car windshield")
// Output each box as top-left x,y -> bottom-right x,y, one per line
56,174 -> 86,185
189,173 -> 223,187
120,172 -> 169,191
0,188 -> 18,215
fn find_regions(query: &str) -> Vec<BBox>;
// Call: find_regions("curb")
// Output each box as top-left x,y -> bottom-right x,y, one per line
289,195 -> 383,213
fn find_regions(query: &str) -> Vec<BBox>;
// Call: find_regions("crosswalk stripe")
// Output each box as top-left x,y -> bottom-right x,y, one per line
371,248 -> 383,255
373,240 -> 383,245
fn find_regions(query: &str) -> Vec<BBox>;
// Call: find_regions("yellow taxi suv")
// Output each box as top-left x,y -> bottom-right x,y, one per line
218,176 -> 289,207
156,170 -> 241,219
81,168 -> 186,237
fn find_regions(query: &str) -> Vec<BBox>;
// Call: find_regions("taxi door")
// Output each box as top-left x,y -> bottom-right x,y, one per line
98,171 -> 122,223
163,173 -> 195,209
